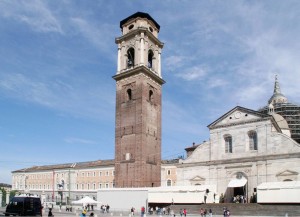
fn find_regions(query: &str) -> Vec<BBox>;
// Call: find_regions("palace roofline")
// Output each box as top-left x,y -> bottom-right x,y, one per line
12,158 -> 180,173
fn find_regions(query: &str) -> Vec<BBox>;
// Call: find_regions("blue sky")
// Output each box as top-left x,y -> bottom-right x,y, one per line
1,1 -> 300,184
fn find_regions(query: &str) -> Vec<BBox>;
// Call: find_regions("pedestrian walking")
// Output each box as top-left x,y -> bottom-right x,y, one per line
48,208 -> 54,216
141,206 -> 145,217
131,207 -> 135,216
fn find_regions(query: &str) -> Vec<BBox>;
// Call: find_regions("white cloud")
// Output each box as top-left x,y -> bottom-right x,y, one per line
0,72 -> 115,121
64,137 -> 97,145
70,17 -> 115,55
164,55 -> 187,71
0,0 -> 63,33
175,66 -> 207,81
207,77 -> 228,88
163,100 -> 207,136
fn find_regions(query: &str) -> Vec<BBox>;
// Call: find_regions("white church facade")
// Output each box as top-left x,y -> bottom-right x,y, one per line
177,105 -> 300,203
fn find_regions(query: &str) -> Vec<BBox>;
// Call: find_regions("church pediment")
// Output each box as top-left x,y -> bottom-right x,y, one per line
276,170 -> 298,182
208,106 -> 269,129
190,176 -> 206,182
276,170 -> 299,177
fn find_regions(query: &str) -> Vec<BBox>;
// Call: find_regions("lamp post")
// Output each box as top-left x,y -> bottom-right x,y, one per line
24,176 -> 29,194
58,189 -> 63,209
57,180 -> 64,210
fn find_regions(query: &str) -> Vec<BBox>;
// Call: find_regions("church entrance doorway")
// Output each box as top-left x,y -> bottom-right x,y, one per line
234,186 -> 244,196
227,172 -> 248,203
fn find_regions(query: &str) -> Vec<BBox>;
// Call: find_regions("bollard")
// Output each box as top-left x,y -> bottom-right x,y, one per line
120,213 -> 123,216
285,213 -> 288,217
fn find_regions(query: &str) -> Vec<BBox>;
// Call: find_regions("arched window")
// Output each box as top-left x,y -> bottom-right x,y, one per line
167,179 -> 172,186
248,131 -> 258,150
127,48 -> 135,68
224,135 -> 233,153
149,90 -> 153,102
127,89 -> 132,101
148,50 -> 154,68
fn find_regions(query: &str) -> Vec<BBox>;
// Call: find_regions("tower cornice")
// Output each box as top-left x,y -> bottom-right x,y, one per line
113,65 -> 165,85
115,27 -> 164,48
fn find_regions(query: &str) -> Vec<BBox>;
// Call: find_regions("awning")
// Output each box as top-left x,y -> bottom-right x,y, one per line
228,178 -> 247,188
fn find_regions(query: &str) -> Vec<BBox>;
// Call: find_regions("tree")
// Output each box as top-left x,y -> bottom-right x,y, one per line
0,188 -> 6,207
9,190 -> 18,200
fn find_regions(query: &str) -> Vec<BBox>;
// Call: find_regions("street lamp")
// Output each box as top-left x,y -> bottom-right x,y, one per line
57,189 -> 63,208
57,180 -> 64,209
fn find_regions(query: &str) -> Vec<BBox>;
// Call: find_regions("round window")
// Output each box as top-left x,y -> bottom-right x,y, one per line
129,24 -> 134,30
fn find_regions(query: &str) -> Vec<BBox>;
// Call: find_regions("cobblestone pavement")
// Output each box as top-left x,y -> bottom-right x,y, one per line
0,207 -> 296,217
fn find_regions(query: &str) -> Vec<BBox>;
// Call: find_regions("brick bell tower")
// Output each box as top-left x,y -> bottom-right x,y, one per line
113,12 -> 165,187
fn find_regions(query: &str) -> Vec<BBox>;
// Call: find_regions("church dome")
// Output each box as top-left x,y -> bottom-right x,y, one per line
268,92 -> 288,104
268,75 -> 288,104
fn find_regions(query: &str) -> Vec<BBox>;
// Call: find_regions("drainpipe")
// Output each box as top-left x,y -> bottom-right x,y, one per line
68,169 -> 71,205
52,170 -> 55,202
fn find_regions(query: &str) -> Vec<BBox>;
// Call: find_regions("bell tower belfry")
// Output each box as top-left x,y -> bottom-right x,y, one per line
113,12 -> 165,187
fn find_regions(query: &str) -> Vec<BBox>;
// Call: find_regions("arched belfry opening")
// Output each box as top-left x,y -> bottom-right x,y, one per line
148,50 -> 154,68
127,48 -> 135,68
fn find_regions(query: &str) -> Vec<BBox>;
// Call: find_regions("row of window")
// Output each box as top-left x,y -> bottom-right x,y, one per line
18,184 -> 69,190
126,88 -> 154,103
224,131 -> 258,153
15,171 -> 115,181
15,182 -> 114,190
127,48 -> 154,69
76,183 -> 114,190
14,174 -> 52,180
77,171 -> 114,177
